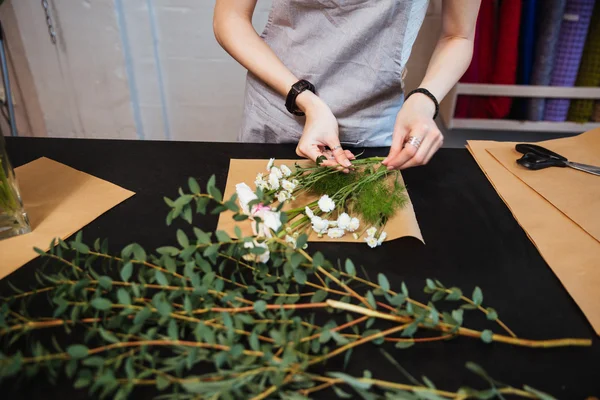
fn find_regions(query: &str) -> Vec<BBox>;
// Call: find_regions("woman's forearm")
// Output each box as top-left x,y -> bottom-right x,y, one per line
411,0 -> 480,110
418,35 -> 474,103
213,0 -> 298,98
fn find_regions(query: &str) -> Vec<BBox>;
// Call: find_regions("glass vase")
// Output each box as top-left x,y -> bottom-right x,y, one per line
0,129 -> 30,240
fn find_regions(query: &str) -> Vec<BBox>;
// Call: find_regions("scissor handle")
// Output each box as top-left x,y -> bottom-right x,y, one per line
517,153 -> 566,170
515,144 -> 567,161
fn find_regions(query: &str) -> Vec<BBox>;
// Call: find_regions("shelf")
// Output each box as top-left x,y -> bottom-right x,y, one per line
455,83 -> 600,98
440,83 -> 600,133
451,118 -> 600,133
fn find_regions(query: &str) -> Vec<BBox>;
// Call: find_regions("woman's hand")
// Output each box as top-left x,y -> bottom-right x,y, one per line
295,91 -> 355,168
382,93 -> 444,170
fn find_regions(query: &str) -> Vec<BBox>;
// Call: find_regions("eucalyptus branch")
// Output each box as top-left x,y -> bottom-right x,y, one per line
0,173 -> 589,399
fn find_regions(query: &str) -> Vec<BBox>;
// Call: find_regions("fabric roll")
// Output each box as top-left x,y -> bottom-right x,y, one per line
544,0 -> 596,122
511,0 -> 538,119
594,102 -> 600,121
520,0 -> 538,85
567,2 -> 600,122
474,0 -> 522,119
527,0 -> 567,121
455,1 -> 495,118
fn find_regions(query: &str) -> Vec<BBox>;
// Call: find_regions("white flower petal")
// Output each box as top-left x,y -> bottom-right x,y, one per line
311,216 -> 329,234
262,211 -> 282,233
281,179 -> 296,192
268,172 -> 280,190
347,217 -> 360,232
377,231 -> 388,245
242,240 -> 270,263
280,164 -> 292,177
305,206 -> 315,219
285,235 -> 297,249
366,227 -> 377,237
266,158 -> 275,171
271,166 -> 283,179
235,183 -> 258,214
337,213 -> 351,230
276,191 -> 290,203
327,228 -> 345,239
318,195 -> 335,213
365,236 -> 378,248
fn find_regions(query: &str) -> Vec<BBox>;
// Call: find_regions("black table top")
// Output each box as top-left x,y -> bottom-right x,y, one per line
1,137 -> 599,399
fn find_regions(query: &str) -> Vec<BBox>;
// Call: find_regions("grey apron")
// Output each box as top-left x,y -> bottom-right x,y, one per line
240,0 -> 430,147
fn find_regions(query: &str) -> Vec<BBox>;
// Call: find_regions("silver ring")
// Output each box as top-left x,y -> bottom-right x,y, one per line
331,145 -> 342,151
406,136 -> 422,149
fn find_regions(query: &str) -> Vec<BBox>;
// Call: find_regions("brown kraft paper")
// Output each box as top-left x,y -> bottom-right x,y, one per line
0,157 -> 135,280
217,159 -> 423,243
467,141 -> 600,336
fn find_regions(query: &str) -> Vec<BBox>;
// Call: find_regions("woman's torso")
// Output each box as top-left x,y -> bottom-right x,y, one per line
240,0 -> 430,146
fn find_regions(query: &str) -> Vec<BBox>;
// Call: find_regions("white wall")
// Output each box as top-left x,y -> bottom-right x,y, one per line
2,0 -> 442,141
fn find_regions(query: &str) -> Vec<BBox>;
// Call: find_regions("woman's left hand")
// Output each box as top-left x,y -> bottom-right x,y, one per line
382,93 -> 444,170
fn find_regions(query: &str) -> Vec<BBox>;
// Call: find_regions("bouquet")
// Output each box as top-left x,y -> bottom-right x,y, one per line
236,157 -> 407,249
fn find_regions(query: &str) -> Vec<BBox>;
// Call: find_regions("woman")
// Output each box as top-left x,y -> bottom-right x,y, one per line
214,0 -> 480,170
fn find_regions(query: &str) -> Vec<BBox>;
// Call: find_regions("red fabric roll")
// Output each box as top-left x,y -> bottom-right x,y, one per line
472,0 -> 523,119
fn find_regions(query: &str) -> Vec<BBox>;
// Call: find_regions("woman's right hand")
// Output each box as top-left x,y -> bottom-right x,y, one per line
295,91 -> 355,168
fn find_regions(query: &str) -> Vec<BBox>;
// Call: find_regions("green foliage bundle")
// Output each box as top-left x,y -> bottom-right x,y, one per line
0,175 -> 591,399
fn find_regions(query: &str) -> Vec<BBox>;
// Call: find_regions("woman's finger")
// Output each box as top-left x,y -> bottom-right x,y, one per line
326,138 -> 352,167
399,134 -> 436,169
385,124 -> 429,170
296,142 -> 324,162
382,126 -> 408,166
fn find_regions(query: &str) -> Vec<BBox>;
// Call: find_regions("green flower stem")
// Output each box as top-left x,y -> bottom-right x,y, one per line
0,158 -> 19,213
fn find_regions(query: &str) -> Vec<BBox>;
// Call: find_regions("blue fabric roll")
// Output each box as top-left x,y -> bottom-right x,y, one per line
520,0 -> 538,85
544,0 -> 596,122
527,0 -> 567,121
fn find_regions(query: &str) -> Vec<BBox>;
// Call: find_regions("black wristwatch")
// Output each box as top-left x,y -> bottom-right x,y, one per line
285,79 -> 316,116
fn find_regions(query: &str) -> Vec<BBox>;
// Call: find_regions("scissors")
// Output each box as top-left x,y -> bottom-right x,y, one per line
515,144 -> 600,176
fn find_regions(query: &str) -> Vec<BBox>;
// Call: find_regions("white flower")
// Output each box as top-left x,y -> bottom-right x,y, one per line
337,213 -> 351,230
365,236 -> 378,248
280,164 -> 292,177
243,240 -> 270,263
327,228 -> 345,239
347,217 -> 360,232
377,231 -> 387,245
276,191 -> 291,203
291,179 -> 299,186
366,227 -> 377,237
318,195 -> 335,213
328,220 -> 338,227
268,172 -> 280,190
271,166 -> 283,179
352,233 -> 359,240
266,158 -> 275,171
235,183 -> 258,214
311,216 -> 329,234
285,235 -> 297,248
305,206 -> 314,219
281,179 -> 296,192
262,210 -> 282,233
